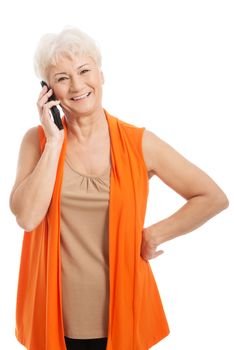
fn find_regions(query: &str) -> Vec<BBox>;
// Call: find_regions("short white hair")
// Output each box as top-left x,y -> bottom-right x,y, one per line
33,26 -> 102,82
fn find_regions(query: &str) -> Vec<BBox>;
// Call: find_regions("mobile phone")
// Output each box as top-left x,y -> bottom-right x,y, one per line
40,81 -> 64,130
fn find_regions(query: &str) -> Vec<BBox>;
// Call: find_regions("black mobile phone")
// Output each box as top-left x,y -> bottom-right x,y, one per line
40,81 -> 64,130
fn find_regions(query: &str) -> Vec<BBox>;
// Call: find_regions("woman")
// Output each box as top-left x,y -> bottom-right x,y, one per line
9,27 -> 229,350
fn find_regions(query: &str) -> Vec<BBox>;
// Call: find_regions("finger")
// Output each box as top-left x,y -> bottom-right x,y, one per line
38,85 -> 49,99
154,250 -> 164,258
148,250 -> 164,260
42,100 -> 61,110
40,100 -> 61,121
38,89 -> 54,106
37,88 -> 53,104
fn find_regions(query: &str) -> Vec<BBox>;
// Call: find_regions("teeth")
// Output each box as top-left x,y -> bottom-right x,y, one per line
73,92 -> 90,100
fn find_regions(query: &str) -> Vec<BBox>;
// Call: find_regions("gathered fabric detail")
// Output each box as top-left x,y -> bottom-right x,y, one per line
64,158 -> 111,193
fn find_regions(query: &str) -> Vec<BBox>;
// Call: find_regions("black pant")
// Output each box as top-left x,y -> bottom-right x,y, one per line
64,336 -> 108,350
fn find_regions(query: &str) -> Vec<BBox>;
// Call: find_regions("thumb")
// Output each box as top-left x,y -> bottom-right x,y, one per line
153,250 -> 164,258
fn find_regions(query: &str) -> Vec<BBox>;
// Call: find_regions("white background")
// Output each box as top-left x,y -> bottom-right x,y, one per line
0,0 -> 233,349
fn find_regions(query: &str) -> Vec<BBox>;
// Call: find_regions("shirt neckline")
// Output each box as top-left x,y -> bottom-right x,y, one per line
65,157 -> 111,179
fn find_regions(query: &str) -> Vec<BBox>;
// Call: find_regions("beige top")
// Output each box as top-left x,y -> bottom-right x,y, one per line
60,157 -> 111,339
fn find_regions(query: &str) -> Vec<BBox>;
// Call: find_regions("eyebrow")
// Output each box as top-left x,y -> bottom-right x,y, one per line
54,64 -> 89,76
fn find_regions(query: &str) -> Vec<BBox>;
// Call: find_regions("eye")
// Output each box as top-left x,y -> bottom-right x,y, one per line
57,77 -> 68,82
81,69 -> 90,74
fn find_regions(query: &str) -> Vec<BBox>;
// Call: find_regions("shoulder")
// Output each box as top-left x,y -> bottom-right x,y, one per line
116,120 -> 162,176
22,126 -> 40,142
142,128 -> 164,175
117,117 -> 142,131
116,117 -> 146,145
142,128 -> 161,147
16,126 -> 41,174
10,126 -> 41,203
20,126 -> 41,153
17,125 -> 41,167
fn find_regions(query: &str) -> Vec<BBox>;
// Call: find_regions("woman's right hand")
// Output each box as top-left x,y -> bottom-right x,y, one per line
37,85 -> 64,145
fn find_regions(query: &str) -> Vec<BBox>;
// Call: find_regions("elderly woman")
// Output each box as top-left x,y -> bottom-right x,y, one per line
10,27 -> 228,350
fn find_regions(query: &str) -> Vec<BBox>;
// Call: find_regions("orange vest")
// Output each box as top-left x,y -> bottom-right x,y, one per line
15,109 -> 170,350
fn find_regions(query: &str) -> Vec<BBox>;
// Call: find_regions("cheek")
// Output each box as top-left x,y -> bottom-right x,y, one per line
54,86 -> 67,99
90,72 -> 103,86
92,78 -> 103,91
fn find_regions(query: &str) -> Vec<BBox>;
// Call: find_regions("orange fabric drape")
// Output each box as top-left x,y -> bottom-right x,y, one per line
15,109 -> 170,350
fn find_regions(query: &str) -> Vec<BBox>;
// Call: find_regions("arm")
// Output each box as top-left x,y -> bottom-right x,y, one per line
9,127 -> 63,231
141,129 -> 229,261
9,84 -> 64,232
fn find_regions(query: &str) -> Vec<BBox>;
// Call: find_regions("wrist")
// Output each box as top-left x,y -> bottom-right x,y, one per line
147,220 -> 171,246
143,225 -> 161,248
45,137 -> 63,148
153,215 -> 179,245
45,140 -> 63,154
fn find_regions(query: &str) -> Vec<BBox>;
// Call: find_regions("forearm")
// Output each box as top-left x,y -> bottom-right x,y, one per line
150,194 -> 229,246
11,142 -> 62,231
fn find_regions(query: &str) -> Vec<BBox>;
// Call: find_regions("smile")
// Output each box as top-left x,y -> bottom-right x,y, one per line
71,92 -> 91,101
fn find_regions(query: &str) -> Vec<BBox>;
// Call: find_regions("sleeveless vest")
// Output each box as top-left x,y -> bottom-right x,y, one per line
15,108 -> 170,350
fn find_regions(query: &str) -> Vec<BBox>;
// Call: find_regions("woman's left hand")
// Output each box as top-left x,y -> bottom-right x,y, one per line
140,226 -> 164,261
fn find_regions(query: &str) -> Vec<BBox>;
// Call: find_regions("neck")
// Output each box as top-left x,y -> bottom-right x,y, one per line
64,108 -> 108,144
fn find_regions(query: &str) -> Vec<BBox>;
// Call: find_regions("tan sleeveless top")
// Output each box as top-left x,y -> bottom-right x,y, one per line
60,157 -> 111,339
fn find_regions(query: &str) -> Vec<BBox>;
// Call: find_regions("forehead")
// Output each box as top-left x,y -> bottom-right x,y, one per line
48,53 -> 96,76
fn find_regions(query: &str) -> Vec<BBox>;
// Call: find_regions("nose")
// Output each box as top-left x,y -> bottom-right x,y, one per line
69,75 -> 85,92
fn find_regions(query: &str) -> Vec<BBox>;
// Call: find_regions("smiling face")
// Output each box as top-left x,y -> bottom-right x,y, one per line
47,53 -> 104,118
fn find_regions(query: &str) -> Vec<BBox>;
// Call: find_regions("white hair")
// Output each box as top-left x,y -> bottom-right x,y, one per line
33,26 -> 102,82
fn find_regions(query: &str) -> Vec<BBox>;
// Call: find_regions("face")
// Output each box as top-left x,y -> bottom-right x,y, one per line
47,53 -> 104,118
